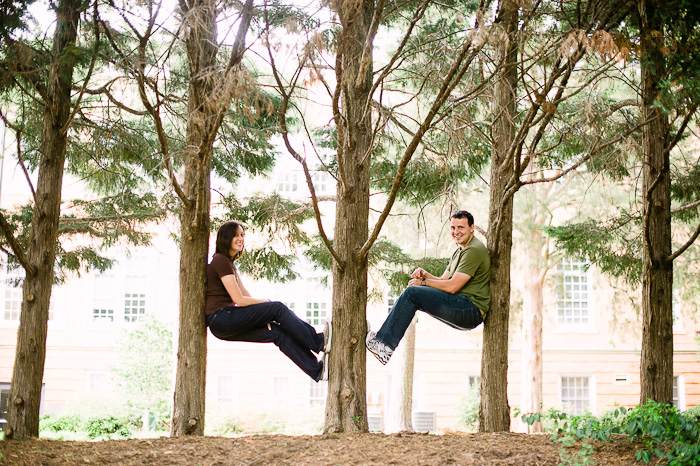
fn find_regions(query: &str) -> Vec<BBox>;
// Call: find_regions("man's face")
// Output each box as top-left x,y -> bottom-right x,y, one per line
450,217 -> 474,248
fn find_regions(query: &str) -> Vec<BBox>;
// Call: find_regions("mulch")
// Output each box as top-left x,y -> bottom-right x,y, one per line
0,432 -> 657,465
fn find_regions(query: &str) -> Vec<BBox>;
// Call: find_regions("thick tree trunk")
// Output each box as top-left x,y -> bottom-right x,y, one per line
479,0 -> 518,433
171,0 -> 218,437
639,0 -> 673,406
388,319 -> 416,433
324,0 -> 373,434
4,0 -> 81,440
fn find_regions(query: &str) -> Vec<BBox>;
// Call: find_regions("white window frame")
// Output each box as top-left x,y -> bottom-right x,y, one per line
673,375 -> 685,410
0,382 -> 10,426
309,379 -> 327,407
216,374 -> 238,411
554,257 -> 595,333
559,375 -> 596,415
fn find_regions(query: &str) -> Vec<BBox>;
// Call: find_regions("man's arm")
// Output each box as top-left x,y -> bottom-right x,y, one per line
409,271 -> 471,294
411,267 -> 450,281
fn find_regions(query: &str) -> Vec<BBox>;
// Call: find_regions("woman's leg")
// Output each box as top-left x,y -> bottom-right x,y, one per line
207,304 -> 324,381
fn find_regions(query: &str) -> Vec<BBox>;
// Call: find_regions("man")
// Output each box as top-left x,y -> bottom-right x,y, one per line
366,210 -> 490,364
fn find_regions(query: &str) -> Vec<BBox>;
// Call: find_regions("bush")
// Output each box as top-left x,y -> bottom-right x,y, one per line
40,413 -> 139,439
457,390 -> 480,431
40,414 -> 82,433
519,402 -> 700,465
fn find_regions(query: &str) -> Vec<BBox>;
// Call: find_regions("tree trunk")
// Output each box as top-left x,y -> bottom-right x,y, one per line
170,0 -> 218,437
639,0 -> 673,406
388,319 -> 416,433
479,0 -> 518,433
4,0 -> 81,440
324,0 -> 374,434
521,261 -> 544,433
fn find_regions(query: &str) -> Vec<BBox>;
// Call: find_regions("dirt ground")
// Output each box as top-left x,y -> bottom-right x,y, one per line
0,432 -> 659,466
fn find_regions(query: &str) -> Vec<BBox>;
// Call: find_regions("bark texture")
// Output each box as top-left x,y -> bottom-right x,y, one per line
479,0 -> 518,433
324,0 -> 374,433
388,319 -> 416,433
639,0 -> 673,406
4,0 -> 81,440
170,0 -> 218,437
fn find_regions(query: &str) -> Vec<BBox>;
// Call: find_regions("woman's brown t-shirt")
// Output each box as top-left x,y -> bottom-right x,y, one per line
206,253 -> 236,315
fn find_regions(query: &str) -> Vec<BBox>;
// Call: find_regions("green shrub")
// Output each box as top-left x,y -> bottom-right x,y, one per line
40,414 -> 82,432
40,413 -> 139,439
457,389 -> 480,431
519,402 -> 700,465
83,415 -> 139,439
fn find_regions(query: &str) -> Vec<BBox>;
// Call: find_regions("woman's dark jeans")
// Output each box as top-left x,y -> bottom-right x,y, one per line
376,285 -> 484,350
206,301 -> 324,381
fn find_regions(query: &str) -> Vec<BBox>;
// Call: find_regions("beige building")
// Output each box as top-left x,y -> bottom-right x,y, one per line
0,142 -> 698,434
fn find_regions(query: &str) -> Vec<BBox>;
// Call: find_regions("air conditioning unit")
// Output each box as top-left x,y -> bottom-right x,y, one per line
367,414 -> 383,432
412,411 -> 436,432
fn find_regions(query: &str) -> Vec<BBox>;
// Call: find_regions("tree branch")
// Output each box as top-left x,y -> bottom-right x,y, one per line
667,220 -> 700,262
0,211 -> 36,277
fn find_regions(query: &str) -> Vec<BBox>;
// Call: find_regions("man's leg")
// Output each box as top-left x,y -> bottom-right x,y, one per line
376,286 -> 483,350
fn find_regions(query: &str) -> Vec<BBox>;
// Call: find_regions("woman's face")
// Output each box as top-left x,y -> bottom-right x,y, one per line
229,226 -> 245,256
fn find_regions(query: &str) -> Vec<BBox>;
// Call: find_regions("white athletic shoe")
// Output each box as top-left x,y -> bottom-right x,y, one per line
365,331 -> 393,365
320,351 -> 329,381
322,319 -> 332,353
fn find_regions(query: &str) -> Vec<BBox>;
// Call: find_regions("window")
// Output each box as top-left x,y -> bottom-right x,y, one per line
560,376 -> 591,415
672,376 -> 684,409
124,293 -> 146,323
85,372 -> 110,393
312,171 -> 334,195
273,376 -> 290,409
0,383 -> 9,425
3,287 -> 21,321
556,257 -> 590,328
467,375 -> 481,394
387,296 -> 396,315
93,308 -> 114,322
305,302 -> 328,327
277,172 -> 300,194
309,379 -> 326,407
217,375 -> 236,404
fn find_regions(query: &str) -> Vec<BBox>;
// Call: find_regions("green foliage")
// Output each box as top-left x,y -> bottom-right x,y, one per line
518,402 -> 700,465
39,413 -> 140,439
238,246 -> 298,283
544,211 -> 643,285
110,315 -> 174,415
457,389 -> 480,431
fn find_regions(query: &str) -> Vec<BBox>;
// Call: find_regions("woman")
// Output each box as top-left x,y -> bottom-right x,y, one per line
205,221 -> 329,381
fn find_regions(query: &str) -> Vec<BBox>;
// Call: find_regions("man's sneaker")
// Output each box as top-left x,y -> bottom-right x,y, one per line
320,351 -> 329,381
322,319 -> 332,353
365,331 -> 393,365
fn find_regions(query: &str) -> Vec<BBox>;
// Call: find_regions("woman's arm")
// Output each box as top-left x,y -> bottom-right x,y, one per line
234,270 -> 252,297
221,274 -> 270,306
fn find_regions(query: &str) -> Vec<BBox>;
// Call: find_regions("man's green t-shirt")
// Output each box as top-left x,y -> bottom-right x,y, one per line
446,237 -> 491,315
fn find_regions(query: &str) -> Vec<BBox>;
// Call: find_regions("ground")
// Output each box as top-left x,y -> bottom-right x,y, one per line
0,432 -> 658,465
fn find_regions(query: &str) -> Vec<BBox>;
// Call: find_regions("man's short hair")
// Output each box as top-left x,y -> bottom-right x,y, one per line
451,210 -> 474,226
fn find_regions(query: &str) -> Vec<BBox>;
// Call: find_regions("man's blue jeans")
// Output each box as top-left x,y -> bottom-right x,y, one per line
376,286 -> 484,350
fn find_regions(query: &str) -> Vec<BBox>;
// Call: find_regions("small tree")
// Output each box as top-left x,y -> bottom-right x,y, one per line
111,315 -> 174,421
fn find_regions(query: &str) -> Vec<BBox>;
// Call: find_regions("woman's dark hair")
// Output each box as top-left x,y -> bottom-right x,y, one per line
215,221 -> 244,260
451,210 -> 474,226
